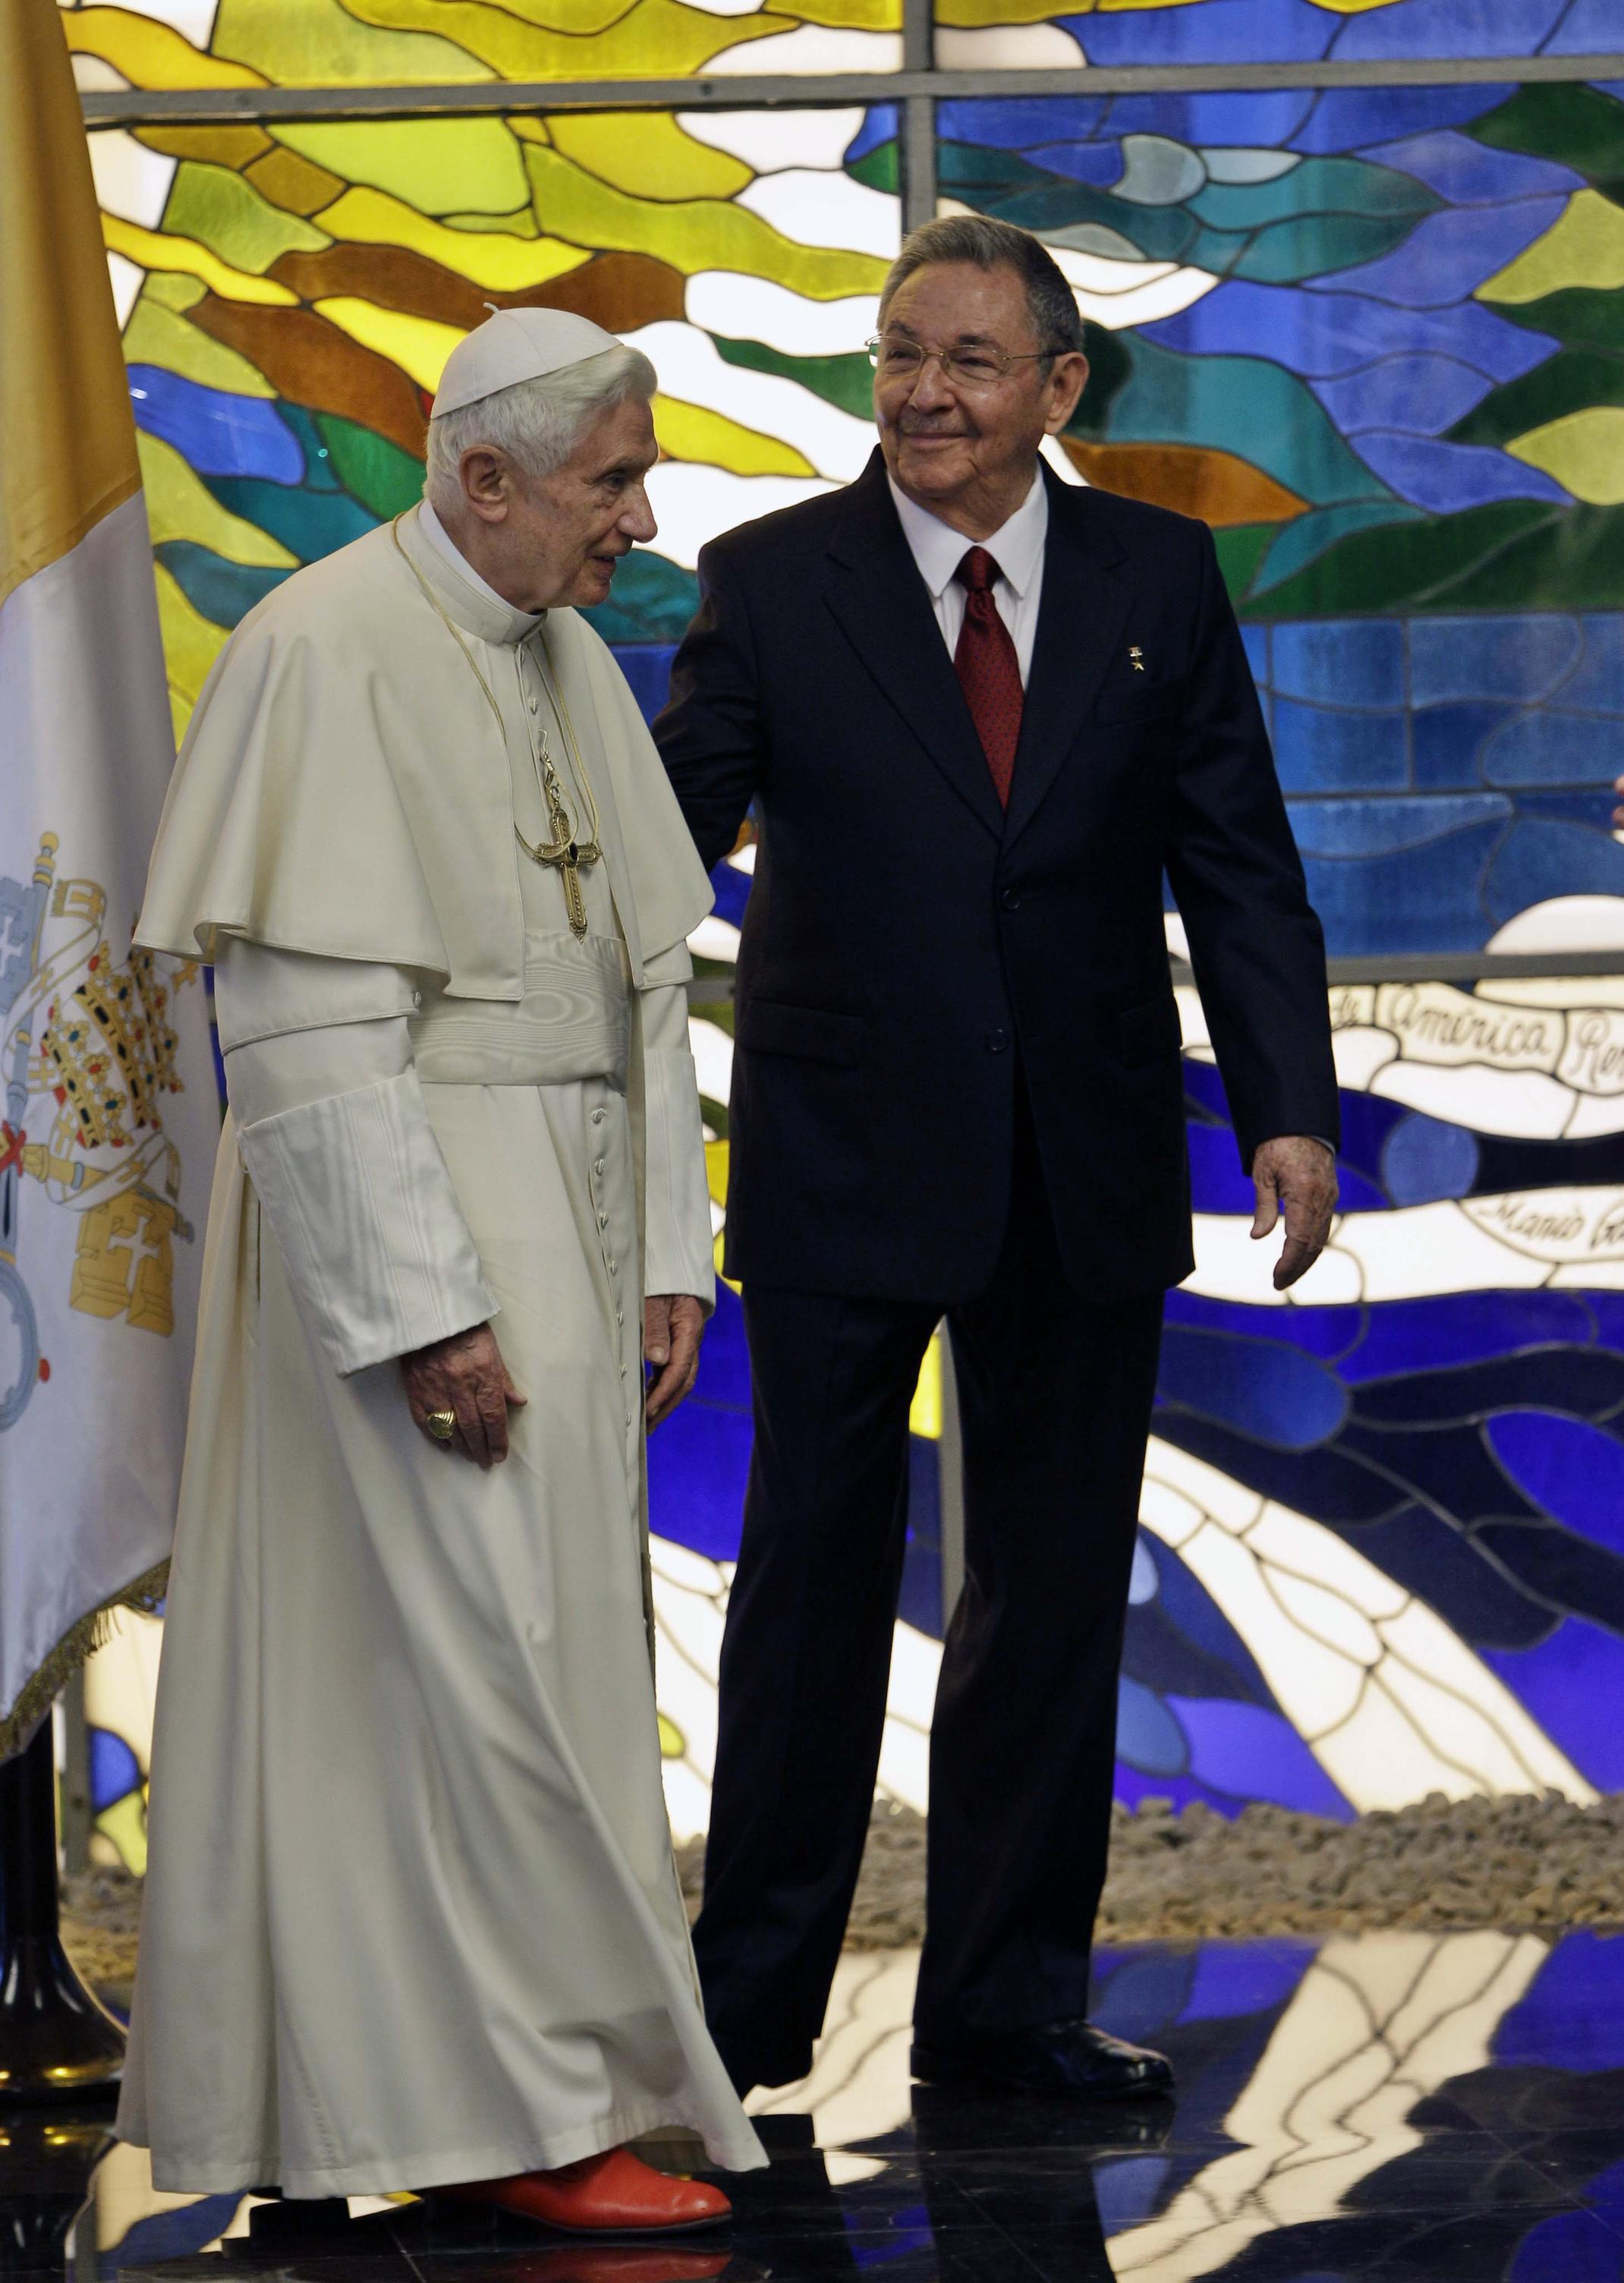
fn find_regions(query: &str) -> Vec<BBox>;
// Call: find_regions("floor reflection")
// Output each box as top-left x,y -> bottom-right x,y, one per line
14,1929 -> 1624,2281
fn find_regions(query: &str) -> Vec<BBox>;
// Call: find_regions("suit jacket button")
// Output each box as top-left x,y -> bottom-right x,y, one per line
1000,888 -> 1020,912
987,1027 -> 1009,1053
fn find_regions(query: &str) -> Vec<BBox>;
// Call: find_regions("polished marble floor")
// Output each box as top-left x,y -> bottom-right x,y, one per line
9,1930 -> 1624,2282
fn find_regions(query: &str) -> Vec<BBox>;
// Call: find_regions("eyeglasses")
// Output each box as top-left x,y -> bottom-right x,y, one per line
866,333 -> 1058,389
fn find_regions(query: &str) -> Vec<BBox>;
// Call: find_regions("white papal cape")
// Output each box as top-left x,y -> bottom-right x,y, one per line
118,508 -> 766,2195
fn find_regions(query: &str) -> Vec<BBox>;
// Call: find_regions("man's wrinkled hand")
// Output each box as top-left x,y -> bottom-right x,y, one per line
645,1294 -> 704,1430
1251,1136 -> 1338,1291
402,1322 -> 527,1469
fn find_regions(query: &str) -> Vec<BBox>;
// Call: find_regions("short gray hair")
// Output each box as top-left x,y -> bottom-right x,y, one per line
425,341 -> 657,510
878,216 -> 1085,363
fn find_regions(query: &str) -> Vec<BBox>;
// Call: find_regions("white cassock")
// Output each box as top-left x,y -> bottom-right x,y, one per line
118,503 -> 766,2196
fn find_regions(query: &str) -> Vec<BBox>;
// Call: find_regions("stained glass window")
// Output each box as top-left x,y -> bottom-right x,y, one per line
71,4 -> 1624,1857
939,84 -> 1624,957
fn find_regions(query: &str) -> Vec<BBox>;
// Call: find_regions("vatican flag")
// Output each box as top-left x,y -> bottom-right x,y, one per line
0,2 -> 216,1756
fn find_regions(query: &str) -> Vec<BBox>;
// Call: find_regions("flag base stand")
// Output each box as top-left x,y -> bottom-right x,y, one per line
0,2107 -> 117,2278
0,1722 -> 124,2105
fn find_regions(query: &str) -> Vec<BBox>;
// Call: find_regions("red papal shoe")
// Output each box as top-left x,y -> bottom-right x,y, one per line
431,2147 -> 732,2235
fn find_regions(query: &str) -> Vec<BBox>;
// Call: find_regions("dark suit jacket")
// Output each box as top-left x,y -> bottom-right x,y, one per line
654,450 -> 1339,1303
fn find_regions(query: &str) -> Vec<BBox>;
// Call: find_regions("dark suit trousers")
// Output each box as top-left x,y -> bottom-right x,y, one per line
692,1092 -> 1165,2087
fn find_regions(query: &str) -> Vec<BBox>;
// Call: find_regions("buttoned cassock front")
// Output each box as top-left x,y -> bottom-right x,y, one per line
120,509 -> 764,2196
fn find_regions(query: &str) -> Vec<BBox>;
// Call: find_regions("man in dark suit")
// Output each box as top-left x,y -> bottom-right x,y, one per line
654,216 -> 1340,2103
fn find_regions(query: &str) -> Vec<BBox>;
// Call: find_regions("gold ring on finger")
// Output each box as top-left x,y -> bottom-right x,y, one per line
426,1409 -> 457,1442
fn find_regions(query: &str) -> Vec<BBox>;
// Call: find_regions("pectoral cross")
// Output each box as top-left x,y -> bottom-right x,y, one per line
515,725 -> 602,940
533,828 -> 603,940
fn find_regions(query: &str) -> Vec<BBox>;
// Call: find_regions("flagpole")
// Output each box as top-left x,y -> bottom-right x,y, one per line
0,1721 -> 124,2103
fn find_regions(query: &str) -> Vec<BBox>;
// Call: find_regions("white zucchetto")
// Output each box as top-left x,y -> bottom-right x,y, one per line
431,308 -> 622,417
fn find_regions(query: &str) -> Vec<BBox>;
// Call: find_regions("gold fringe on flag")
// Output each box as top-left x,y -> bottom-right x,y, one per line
0,1561 -> 170,1763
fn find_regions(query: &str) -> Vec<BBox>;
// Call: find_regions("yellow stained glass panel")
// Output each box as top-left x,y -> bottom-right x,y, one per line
62,0 -> 901,85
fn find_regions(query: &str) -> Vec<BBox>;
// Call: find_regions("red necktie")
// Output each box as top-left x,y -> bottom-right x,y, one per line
953,546 -> 1023,808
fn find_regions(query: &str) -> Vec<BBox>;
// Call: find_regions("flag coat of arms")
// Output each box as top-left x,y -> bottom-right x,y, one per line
0,0 -> 216,1755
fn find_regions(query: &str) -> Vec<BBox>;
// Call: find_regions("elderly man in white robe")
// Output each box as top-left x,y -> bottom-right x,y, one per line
121,309 -> 766,2234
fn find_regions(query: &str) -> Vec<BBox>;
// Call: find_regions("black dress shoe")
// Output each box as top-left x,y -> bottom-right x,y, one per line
911,2018 -> 1175,2100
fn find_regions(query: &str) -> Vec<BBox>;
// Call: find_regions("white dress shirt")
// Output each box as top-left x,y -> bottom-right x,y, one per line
887,469 -> 1048,688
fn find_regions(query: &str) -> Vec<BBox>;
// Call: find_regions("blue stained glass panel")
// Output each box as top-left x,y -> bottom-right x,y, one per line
1366,128 -> 1585,203
937,97 -> 1109,150
1563,617 -> 1624,712
1271,701 -> 1411,795
1018,140 -> 1125,187
1483,817 -> 1624,922
1412,702 -> 1520,789
1169,1698 -> 1351,1814
1186,1123 -> 1265,1214
1140,280 -> 1554,386
88,1727 -> 140,1814
1331,0 -> 1575,60
1109,90 -> 1320,146
1056,0 -> 1339,67
648,1397 -> 752,1564
1481,713 -> 1617,786
129,369 -> 303,484
1379,1112 -> 1481,1204
1311,353 -> 1497,439
1270,618 -> 1408,706
1290,793 -> 1514,855
1301,197 -> 1567,306
1487,1414 -> 1624,1555
1410,615 -> 1585,706
614,644 -> 677,728
1352,430 -> 1569,512
1158,1324 -> 1349,1447
844,103 -> 898,164
1117,1674 -> 1189,1776
708,858 -> 752,931
1292,84 -> 1521,150
1556,0 -> 1624,45
1486,1622 -> 1624,1791
980,4 -> 1596,68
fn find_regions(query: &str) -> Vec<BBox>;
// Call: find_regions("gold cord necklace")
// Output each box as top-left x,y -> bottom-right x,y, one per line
392,513 -> 603,939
